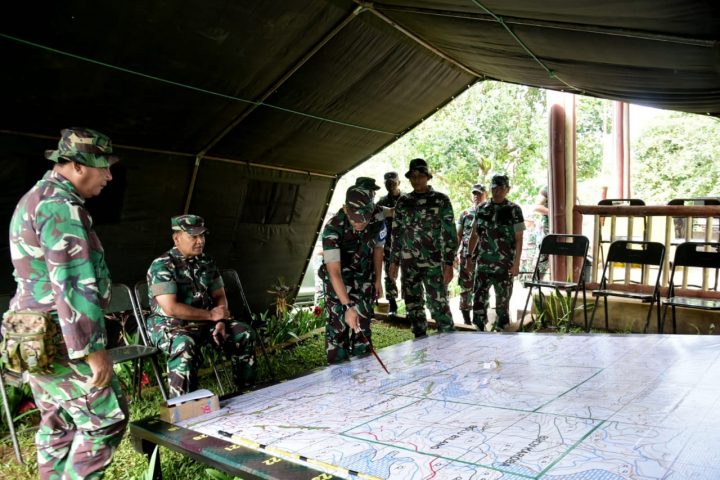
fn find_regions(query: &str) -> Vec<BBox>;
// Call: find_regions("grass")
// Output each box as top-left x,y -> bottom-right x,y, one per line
0,321 -> 414,479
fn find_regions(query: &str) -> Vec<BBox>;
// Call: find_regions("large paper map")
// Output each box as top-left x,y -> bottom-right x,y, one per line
180,333 -> 720,479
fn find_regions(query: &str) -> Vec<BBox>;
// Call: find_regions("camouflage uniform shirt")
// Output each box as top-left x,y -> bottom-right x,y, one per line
319,206 -> 386,286
474,200 -> 525,273
457,205 -> 478,259
390,187 -> 457,265
9,170 -> 111,361
146,247 -> 224,329
376,192 -> 402,251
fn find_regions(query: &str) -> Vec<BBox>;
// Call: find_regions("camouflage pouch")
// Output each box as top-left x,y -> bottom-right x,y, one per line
0,311 -> 58,374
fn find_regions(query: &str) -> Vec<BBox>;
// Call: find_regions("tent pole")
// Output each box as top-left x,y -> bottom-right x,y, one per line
183,155 -> 202,214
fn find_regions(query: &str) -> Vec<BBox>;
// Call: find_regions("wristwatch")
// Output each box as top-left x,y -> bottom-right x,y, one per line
340,302 -> 356,313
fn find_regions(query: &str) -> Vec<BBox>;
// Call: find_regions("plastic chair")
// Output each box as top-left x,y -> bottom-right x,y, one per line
589,240 -> 665,333
520,234 -> 590,331
0,293 -> 23,464
662,242 -> 720,334
107,283 -> 168,401
220,269 -> 274,382
135,281 -> 235,397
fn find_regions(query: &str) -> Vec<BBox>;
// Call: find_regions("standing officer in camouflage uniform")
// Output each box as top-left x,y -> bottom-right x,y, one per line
468,174 -> 525,331
389,158 -> 457,338
8,128 -> 128,479
319,180 -> 386,363
376,172 -> 403,317
456,183 -> 486,325
146,215 -> 255,397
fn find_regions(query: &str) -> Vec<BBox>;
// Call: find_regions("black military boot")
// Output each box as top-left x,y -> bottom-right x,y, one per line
461,310 -> 472,325
388,297 -> 398,317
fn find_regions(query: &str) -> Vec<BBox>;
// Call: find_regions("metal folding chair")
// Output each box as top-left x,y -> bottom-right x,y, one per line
589,240 -> 665,333
520,234 -> 590,331
220,269 -> 275,382
662,242 -> 720,334
107,283 -> 168,401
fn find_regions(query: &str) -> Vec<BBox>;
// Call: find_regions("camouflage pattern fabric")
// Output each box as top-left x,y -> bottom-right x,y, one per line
319,206 -> 385,363
44,127 -> 119,168
30,370 -> 128,480
377,191 -> 402,301
146,248 -> 255,397
472,200 -> 525,330
8,169 -> 126,478
390,187 -> 457,335
472,270 -> 514,331
456,205 -> 477,311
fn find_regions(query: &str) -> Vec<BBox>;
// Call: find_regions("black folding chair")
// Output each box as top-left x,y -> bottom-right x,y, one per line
135,281 -> 234,396
0,293 -> 23,464
589,241 -> 665,333
520,234 -> 590,331
597,199 -> 646,268
107,283 -> 168,401
662,242 -> 720,334
220,268 -> 275,382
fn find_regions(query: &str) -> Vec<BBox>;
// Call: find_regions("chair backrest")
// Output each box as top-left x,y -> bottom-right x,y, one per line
220,268 -> 253,323
668,198 -> 720,206
605,241 -> 665,267
107,283 -> 137,315
539,234 -> 589,258
598,198 -> 645,206
672,242 -> 720,270
134,281 -> 150,311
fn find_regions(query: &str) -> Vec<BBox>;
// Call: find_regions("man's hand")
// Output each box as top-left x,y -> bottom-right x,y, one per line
388,263 -> 399,281
344,307 -> 361,333
209,305 -> 230,321
374,279 -> 383,300
443,264 -> 454,284
87,349 -> 113,389
510,262 -> 520,277
212,322 -> 227,345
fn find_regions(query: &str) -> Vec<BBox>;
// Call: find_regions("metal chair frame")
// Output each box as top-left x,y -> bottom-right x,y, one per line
662,242 -> 720,334
589,240 -> 665,333
520,234 -> 589,331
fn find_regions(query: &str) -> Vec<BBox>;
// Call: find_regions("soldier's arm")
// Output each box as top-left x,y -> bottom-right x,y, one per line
150,262 -> 228,321
325,261 -> 352,306
512,230 -> 524,276
441,197 -> 458,265
456,213 -> 464,247
38,201 -> 107,360
389,198 -> 404,265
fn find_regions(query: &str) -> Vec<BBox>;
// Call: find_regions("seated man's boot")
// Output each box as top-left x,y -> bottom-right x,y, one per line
461,310 -> 472,325
388,298 -> 398,317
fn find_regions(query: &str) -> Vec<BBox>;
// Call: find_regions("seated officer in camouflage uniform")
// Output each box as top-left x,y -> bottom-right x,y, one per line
468,174 -> 525,331
8,127 -> 128,479
319,180 -> 386,363
389,158 -> 457,338
146,215 -> 255,397
456,183 -> 486,325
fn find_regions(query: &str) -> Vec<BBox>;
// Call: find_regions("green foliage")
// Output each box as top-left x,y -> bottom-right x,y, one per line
529,291 -> 586,333
633,112 -> 720,203
576,96 -> 611,181
0,382 -> 35,432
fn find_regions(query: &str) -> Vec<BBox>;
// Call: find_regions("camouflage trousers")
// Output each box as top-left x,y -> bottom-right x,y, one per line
382,252 -> 399,301
401,260 -> 455,337
323,282 -> 372,364
150,320 -> 255,398
29,364 -> 128,480
473,269 -> 514,331
457,256 -> 475,311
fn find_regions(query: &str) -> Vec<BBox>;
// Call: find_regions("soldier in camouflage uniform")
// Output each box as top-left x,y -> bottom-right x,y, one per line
468,174 -> 525,331
319,180 -> 386,364
376,172 -> 403,316
146,215 -> 255,398
8,128 -> 128,479
456,183 -> 486,325
389,158 -> 457,338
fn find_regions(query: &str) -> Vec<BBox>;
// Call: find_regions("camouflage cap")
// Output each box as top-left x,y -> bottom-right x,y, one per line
345,186 -> 374,223
354,177 -> 381,191
491,174 -> 510,188
383,171 -> 399,181
405,158 -> 432,179
171,214 -> 208,235
472,183 -> 486,194
45,127 -> 120,168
